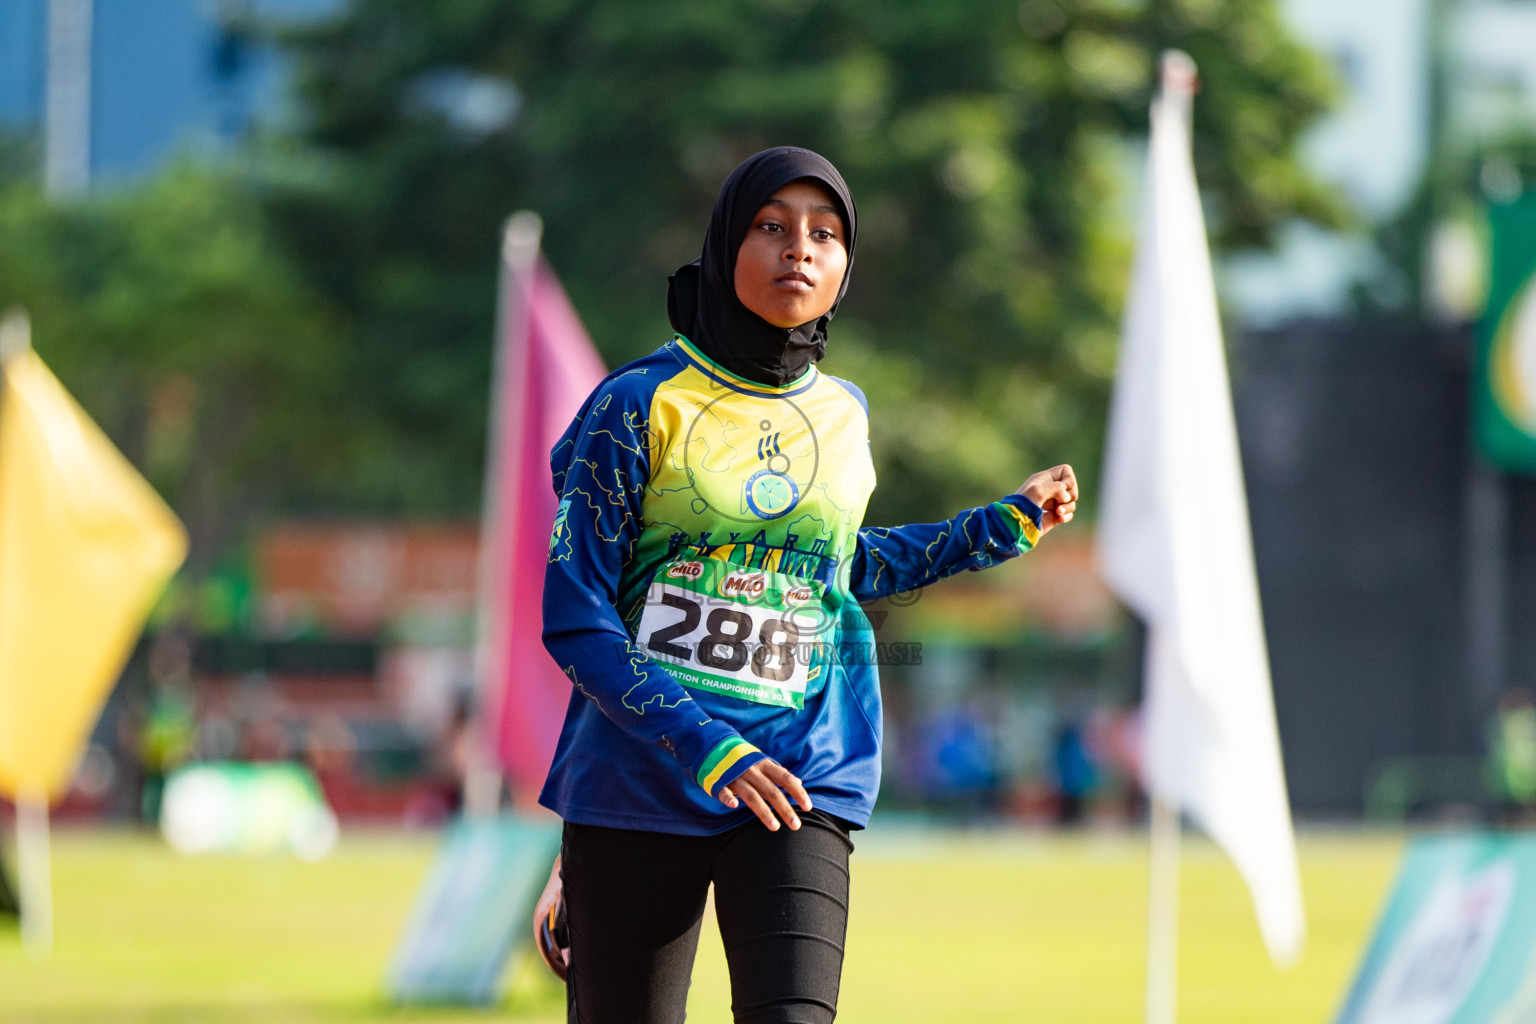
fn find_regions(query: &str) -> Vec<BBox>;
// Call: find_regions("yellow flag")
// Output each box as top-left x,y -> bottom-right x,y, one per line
0,328 -> 188,802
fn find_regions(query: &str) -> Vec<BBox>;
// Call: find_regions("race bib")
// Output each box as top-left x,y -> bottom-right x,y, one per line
637,558 -> 830,709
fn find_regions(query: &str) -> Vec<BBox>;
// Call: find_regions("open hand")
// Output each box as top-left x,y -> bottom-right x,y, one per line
717,758 -> 813,831
1018,464 -> 1078,535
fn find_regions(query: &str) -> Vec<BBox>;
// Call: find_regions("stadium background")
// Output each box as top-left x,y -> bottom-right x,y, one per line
4,0 -> 1536,1019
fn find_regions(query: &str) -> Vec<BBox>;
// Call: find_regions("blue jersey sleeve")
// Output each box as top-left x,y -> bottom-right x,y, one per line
848,493 -> 1044,602
542,376 -> 766,799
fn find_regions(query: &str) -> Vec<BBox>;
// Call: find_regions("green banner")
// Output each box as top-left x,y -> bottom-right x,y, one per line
1476,195 -> 1536,472
1335,833 -> 1536,1024
386,814 -> 561,1006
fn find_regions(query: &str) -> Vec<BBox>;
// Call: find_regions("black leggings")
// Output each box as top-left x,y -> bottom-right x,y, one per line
561,809 -> 854,1024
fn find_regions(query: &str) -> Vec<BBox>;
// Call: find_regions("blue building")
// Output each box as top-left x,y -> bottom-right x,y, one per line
0,0 -> 339,186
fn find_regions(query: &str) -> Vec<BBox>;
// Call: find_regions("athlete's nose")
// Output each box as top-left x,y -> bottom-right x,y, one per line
783,228 -> 812,264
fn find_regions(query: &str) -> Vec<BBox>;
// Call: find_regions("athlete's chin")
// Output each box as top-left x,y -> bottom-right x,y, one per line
756,302 -> 827,330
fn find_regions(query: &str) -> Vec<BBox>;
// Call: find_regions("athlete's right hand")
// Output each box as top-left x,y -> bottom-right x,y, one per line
717,759 -> 813,831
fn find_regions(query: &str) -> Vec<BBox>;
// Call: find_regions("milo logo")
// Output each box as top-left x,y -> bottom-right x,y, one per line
666,560 -> 705,582
718,570 -> 768,600
783,585 -> 815,605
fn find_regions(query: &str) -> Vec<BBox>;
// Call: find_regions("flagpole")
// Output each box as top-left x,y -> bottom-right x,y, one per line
16,791 -> 53,958
465,211 -> 544,817
1142,52 -> 1196,1024
1146,795 -> 1179,1024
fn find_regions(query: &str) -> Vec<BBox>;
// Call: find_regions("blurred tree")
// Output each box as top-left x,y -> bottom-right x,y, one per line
0,167 -> 343,580
270,0 -> 1342,523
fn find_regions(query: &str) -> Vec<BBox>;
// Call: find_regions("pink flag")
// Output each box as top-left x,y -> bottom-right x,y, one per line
480,215 -> 606,800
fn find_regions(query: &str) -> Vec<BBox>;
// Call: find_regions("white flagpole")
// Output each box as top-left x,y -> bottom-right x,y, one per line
1146,796 -> 1179,1024
17,791 -> 53,958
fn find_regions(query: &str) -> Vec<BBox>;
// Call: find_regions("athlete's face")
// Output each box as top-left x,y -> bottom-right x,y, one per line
733,180 -> 848,329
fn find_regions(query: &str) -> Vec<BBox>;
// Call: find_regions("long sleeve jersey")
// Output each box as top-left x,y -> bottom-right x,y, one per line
539,336 -> 1044,833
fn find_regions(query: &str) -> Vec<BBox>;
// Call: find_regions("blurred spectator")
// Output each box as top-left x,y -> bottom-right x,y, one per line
138,687 -> 197,824
241,717 -> 294,763
234,673 -> 291,762
1053,723 -> 1098,825
304,713 -> 358,778
0,848 -> 16,920
137,635 -> 199,823
403,694 -> 473,827
1489,687 -> 1536,823
918,702 -> 999,814
1087,705 -> 1142,822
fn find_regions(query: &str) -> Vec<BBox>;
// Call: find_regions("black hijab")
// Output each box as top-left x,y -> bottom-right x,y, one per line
667,147 -> 857,387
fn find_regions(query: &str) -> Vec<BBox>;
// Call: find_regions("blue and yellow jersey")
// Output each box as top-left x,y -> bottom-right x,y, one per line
540,336 -> 1043,833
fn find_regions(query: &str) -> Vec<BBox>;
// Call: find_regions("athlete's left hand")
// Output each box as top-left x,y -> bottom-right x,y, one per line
1018,464 -> 1078,534
718,758 -> 813,831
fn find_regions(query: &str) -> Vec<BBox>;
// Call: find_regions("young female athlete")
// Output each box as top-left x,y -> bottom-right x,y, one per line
535,146 -> 1077,1023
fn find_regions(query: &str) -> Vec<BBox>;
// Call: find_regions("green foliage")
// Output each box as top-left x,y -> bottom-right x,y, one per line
272,0 -> 1341,523
0,167 -> 342,570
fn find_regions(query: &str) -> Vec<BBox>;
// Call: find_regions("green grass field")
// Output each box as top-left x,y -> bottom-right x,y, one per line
0,824 -> 1402,1023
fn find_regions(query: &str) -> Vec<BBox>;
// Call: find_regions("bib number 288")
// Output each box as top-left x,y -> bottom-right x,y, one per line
635,565 -> 821,709
645,593 -> 800,682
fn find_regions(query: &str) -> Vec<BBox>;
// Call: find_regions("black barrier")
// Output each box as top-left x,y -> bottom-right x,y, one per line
1233,316 -> 1536,815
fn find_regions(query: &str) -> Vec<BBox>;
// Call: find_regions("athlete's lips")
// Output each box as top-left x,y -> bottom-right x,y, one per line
775,271 -> 814,289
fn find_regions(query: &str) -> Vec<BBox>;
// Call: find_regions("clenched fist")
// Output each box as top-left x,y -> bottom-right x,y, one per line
1017,464 -> 1078,535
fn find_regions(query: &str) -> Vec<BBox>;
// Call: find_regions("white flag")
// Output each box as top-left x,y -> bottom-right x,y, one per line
1096,52 -> 1305,967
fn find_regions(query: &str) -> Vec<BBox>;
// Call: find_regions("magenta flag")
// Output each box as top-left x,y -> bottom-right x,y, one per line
480,220 -> 606,799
